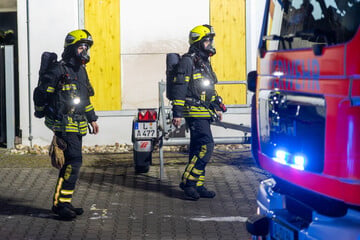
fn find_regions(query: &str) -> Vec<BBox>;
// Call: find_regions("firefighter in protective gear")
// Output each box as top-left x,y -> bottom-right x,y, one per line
33,29 -> 99,219
172,24 -> 223,200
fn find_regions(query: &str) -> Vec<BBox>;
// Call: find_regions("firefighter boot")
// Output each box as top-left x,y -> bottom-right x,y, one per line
52,203 -> 77,219
67,203 -> 84,215
197,186 -> 216,198
179,182 -> 200,201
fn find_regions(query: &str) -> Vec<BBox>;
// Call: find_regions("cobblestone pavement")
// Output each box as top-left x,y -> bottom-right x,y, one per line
0,146 -> 268,240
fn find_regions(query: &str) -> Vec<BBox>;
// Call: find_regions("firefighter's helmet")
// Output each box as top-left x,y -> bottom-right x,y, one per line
189,25 -> 216,56
64,29 -> 93,48
188,24 -> 215,45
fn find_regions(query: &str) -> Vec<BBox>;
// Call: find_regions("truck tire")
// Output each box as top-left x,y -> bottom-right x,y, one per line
133,149 -> 151,173
251,94 -> 259,165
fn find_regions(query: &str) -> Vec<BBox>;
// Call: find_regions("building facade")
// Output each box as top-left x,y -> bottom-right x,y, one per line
0,0 -> 265,147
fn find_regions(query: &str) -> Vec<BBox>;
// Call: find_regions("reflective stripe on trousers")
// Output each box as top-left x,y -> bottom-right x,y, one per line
181,118 -> 214,187
53,132 -> 83,207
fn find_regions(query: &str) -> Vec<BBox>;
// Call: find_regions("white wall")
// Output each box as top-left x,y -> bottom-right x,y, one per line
121,0 -> 209,109
246,0 -> 266,74
245,0 -> 266,105
17,0 -> 81,146
16,0 -> 264,146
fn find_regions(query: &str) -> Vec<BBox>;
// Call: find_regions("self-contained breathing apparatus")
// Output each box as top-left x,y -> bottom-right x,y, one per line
166,52 -> 226,122
34,51 -> 95,134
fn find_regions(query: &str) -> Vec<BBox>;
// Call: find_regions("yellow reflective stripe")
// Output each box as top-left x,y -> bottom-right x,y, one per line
199,145 -> 207,159
45,117 -> 88,135
192,168 -> 203,175
183,113 -> 212,118
182,155 -> 199,183
196,175 -> 205,186
78,121 -> 87,126
85,104 -> 94,112
67,122 -> 78,127
183,105 -> 213,118
211,95 -> 216,101
186,110 -> 210,114
185,76 -> 190,82
53,177 -> 64,206
59,197 -> 72,203
66,117 -> 73,124
185,163 -> 195,175
185,111 -> 210,114
188,175 -> 198,181
186,155 -> 198,171
65,126 -> 79,132
193,73 -> 202,79
196,180 -> 204,187
60,189 -> 74,195
173,99 -> 185,106
184,112 -> 211,117
79,128 -> 87,135
46,86 -> 55,93
62,84 -> 77,91
183,172 -> 198,181
183,172 -> 190,180
186,106 -> 209,112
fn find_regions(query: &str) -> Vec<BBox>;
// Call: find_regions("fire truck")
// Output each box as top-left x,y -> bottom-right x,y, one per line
246,0 -> 360,239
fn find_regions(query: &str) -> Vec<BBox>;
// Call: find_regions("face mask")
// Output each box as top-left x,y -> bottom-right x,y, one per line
76,43 -> 90,64
79,49 -> 90,64
202,38 -> 216,56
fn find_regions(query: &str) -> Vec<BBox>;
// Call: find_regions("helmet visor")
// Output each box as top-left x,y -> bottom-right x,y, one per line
78,43 -> 90,51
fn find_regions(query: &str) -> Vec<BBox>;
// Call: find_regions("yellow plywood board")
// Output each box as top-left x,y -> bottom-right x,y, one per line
210,0 -> 247,104
84,0 -> 121,110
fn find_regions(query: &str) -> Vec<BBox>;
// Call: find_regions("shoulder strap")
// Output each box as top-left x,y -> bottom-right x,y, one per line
182,53 -> 197,71
58,61 -> 67,75
182,53 -> 196,62
55,61 -> 70,89
62,63 -> 95,96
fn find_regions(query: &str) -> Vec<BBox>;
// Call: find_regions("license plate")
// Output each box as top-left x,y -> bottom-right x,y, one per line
271,221 -> 295,240
134,122 -> 157,139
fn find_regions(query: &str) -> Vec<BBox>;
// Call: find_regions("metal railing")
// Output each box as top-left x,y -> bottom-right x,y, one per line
157,80 -> 251,180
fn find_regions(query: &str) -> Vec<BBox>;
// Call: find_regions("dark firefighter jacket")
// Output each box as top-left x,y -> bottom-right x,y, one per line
172,48 -> 220,119
33,61 -> 98,135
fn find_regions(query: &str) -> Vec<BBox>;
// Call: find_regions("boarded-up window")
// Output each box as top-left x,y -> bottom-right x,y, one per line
84,0 -> 121,111
210,0 -> 247,105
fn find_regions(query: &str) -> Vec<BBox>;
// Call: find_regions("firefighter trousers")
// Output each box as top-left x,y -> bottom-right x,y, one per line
53,132 -> 83,207
181,118 -> 214,187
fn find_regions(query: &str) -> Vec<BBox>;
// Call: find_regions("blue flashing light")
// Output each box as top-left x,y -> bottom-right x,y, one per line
292,155 -> 305,170
274,150 -> 288,164
294,155 -> 305,166
273,149 -> 305,171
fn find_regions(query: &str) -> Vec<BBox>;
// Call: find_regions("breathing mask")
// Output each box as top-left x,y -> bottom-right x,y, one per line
202,37 -> 216,56
76,43 -> 91,64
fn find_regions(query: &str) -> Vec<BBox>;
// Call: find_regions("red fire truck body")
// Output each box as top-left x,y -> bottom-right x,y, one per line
258,34 -> 360,205
247,0 -> 360,239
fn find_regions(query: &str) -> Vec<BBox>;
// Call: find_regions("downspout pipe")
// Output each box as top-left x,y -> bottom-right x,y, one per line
26,0 -> 33,147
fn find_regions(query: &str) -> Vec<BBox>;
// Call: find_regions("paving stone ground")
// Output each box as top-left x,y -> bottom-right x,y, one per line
0,146 -> 269,240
